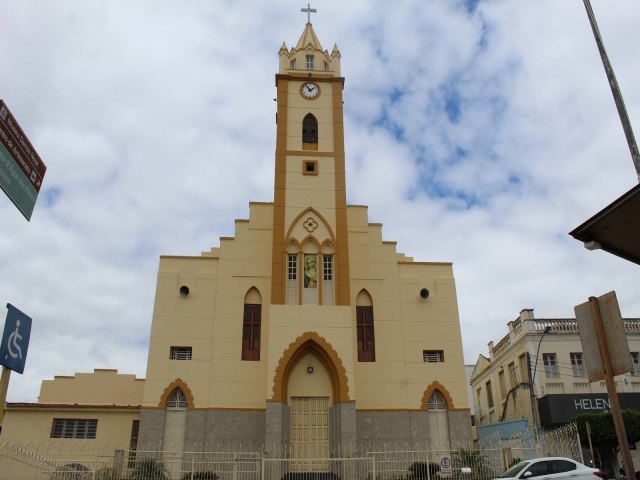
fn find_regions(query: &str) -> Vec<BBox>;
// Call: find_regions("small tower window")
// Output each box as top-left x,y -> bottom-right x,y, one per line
302,114 -> 318,144
306,55 -> 314,71
290,59 -> 297,70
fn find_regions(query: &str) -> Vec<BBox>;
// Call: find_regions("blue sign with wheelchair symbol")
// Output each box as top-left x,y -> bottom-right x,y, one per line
0,304 -> 32,374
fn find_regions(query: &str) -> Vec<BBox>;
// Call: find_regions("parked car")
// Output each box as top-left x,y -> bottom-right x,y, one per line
495,457 -> 604,480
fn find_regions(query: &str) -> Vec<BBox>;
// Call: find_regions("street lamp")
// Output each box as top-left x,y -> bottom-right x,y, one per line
529,325 -> 552,428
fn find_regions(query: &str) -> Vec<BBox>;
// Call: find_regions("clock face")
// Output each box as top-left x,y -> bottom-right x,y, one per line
301,82 -> 320,99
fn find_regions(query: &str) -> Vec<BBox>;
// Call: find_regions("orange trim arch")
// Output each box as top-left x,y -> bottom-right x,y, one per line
420,381 -> 455,411
271,331 -> 351,403
285,207 -> 337,245
159,378 -> 196,409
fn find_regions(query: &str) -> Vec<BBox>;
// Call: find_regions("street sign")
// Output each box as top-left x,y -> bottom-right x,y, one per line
0,304 -> 32,374
440,455 -> 453,476
0,99 -> 47,221
575,291 -> 632,382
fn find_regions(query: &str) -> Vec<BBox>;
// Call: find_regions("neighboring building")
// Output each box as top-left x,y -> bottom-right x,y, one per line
2,369 -> 143,457
0,14 -> 471,466
470,308 -> 640,432
137,17 -> 470,458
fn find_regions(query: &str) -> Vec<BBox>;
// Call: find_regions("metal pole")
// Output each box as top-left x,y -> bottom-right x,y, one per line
0,367 -> 11,427
582,0 -> 640,182
589,297 -> 635,478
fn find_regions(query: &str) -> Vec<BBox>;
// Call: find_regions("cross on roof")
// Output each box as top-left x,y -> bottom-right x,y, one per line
301,3 -> 317,24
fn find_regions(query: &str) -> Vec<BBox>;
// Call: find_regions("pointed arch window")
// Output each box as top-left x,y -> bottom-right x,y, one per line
166,388 -> 188,408
302,114 -> 318,145
356,291 -> 375,362
428,391 -> 447,411
242,304 -> 261,361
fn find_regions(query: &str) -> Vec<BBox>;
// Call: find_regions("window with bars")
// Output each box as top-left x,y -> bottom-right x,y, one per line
427,391 -> 447,410
423,350 -> 444,363
570,352 -> 586,377
290,59 -> 297,70
51,419 -> 98,439
170,346 -> 192,360
167,388 -> 188,408
543,353 -> 559,378
356,306 -> 375,362
242,304 -> 261,361
306,55 -> 314,71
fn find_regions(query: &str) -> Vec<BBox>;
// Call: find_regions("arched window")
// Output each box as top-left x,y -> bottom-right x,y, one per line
302,114 -> 318,145
428,391 -> 447,411
242,288 -> 262,361
166,388 -> 188,408
356,290 -> 375,362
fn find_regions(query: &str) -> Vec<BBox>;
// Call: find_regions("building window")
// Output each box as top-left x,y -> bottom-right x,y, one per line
324,61 -> 329,71
356,306 -> 375,362
306,54 -> 314,71
302,114 -> 318,144
170,346 -> 192,360
51,419 -> 97,439
242,304 -> 261,361
499,370 -> 507,398
485,380 -> 494,408
323,255 -> 333,281
290,59 -> 296,70
570,353 -> 586,377
303,160 -> 318,175
428,391 -> 447,410
632,352 -> 640,375
543,353 -> 559,378
423,350 -> 444,363
508,362 -> 518,386
288,254 -> 297,280
166,388 -> 188,408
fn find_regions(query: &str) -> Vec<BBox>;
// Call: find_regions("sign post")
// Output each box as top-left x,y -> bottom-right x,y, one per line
575,292 -> 634,478
0,304 -> 32,426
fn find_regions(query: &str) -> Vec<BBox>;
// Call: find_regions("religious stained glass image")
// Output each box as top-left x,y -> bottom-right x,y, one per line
304,254 -> 318,288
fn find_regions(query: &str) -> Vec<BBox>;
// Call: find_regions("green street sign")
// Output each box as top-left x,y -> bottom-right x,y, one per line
0,100 -> 46,221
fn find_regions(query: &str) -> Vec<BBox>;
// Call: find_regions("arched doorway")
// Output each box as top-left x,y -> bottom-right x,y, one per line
270,332 -> 351,465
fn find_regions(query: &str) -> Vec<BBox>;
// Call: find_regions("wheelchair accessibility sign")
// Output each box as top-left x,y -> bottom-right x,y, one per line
0,304 -> 32,374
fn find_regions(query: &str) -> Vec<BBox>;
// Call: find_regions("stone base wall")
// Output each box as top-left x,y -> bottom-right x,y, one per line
138,409 -> 266,452
356,410 -> 472,451
138,407 -> 471,453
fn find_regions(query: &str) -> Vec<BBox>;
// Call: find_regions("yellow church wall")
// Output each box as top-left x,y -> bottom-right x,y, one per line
39,369 -> 143,406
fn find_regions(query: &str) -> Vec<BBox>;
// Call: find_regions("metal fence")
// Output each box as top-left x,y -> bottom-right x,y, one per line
0,424 -> 584,480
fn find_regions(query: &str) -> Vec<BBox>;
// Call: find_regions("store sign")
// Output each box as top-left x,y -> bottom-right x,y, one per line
538,393 -> 640,427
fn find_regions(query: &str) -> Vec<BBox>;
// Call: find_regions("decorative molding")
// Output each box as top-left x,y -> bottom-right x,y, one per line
158,378 -> 195,409
271,331 -> 350,403
420,381 -> 455,411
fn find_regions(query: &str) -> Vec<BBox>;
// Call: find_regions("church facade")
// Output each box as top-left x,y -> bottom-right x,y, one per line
137,19 -> 471,457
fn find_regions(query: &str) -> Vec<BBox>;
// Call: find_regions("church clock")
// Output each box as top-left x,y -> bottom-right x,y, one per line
301,82 -> 320,99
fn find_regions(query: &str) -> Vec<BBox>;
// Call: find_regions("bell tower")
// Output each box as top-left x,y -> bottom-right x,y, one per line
270,10 -> 351,306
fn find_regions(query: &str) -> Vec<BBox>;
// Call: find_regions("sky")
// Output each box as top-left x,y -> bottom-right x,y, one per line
0,0 -> 639,403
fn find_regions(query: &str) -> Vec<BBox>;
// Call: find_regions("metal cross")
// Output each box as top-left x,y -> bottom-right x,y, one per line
301,3 -> 317,24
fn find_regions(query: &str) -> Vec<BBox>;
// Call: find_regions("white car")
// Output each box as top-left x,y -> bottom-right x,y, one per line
495,457 -> 603,480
